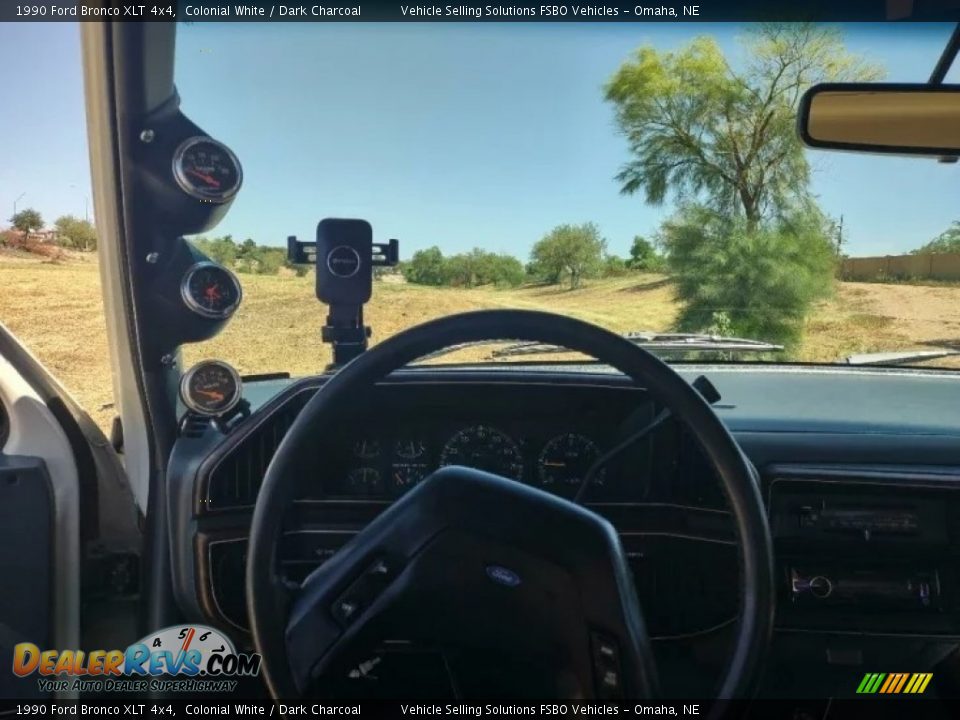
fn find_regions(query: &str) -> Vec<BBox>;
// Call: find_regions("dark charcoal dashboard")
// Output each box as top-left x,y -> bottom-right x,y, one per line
166,365 -> 960,697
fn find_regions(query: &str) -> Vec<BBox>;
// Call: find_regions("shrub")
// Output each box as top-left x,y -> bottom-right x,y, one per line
54,216 -> 97,251
601,255 -> 631,278
660,205 -> 836,346
404,246 -> 447,286
627,236 -> 663,271
404,247 -> 524,288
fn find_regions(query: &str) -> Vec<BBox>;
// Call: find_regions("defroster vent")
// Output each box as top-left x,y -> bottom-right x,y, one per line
203,392 -> 311,511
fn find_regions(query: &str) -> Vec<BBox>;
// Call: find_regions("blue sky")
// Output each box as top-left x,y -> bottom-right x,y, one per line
1,22 -> 959,259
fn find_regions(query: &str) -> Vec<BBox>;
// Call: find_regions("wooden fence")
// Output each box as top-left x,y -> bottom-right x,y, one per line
841,252 -> 960,282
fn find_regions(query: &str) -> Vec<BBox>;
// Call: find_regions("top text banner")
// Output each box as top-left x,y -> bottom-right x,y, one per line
4,0 -> 960,22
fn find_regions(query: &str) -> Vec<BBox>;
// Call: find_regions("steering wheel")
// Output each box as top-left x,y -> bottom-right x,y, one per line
246,310 -> 774,700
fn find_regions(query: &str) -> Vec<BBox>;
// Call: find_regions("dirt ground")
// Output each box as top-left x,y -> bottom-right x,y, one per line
1,253 -> 958,434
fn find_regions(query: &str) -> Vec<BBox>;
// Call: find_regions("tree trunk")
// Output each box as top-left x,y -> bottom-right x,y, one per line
739,187 -> 760,231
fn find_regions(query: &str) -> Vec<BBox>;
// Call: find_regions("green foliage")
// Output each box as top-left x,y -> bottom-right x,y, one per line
529,223 -> 606,289
627,235 -> 662,271
913,221 -> 960,254
54,215 -> 97,251
404,246 -> 447,286
403,246 -> 524,288
660,205 -> 836,346
190,235 -> 287,275
289,262 -> 311,278
255,247 -> 285,275
605,24 -> 883,225
10,208 -> 43,235
601,255 -> 631,278
192,235 -> 238,266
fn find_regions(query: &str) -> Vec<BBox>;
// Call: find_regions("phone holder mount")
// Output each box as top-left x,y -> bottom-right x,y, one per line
287,219 -> 399,368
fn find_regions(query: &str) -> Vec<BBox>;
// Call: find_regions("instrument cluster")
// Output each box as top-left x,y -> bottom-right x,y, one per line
338,424 -> 608,499
315,382 -> 657,502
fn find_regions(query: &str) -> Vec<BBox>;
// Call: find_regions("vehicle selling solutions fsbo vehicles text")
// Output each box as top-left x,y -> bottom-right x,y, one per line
398,5 -> 699,17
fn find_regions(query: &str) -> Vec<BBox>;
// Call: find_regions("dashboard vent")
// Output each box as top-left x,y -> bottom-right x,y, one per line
204,392 -> 311,511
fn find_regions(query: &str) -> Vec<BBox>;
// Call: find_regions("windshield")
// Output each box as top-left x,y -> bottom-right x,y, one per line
7,21 -> 960,430
167,23 -> 960,372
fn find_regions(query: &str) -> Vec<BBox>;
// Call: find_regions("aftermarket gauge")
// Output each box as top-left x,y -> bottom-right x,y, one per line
180,360 -> 243,417
181,261 -> 242,319
172,136 -> 243,203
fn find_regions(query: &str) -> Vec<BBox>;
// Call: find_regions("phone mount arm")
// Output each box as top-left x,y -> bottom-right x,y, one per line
287,223 -> 399,369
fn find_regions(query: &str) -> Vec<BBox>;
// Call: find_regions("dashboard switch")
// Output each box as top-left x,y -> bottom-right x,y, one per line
330,555 -> 400,627
591,632 -> 623,699
333,598 -> 361,624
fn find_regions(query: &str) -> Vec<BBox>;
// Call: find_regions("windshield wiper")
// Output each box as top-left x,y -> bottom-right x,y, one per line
843,348 -> 960,366
414,331 -> 782,363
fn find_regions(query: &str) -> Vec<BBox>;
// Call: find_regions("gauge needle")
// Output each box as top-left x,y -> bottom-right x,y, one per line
543,461 -> 567,468
187,168 -> 221,187
195,389 -> 225,401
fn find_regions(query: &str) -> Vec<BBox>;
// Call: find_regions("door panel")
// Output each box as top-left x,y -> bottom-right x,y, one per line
0,324 -> 141,699
0,350 -> 80,698
0,457 -> 53,699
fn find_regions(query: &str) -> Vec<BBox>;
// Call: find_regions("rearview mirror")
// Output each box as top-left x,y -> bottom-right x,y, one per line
798,83 -> 960,156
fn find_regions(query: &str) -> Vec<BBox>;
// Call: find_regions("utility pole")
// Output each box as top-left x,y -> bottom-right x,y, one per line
836,214 -> 844,255
13,192 -> 26,219
69,184 -> 90,222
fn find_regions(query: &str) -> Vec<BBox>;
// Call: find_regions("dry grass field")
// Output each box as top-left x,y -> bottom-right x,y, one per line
2,252 -> 959,434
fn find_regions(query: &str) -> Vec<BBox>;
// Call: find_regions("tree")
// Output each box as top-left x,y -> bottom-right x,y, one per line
403,246 -> 447,286
488,253 -> 525,287
604,25 -> 883,228
660,205 -> 836,346
601,255 -> 630,278
913,221 -> 960,254
627,235 -> 660,270
192,235 -> 238,266
10,208 -> 43,236
235,238 -> 259,273
54,215 -> 97,251
530,223 -> 606,289
256,247 -> 285,275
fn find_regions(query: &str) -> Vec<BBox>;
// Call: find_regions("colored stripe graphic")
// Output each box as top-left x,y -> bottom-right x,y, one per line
892,673 -> 909,694
878,674 -> 896,693
858,672 -> 933,694
860,673 -> 886,694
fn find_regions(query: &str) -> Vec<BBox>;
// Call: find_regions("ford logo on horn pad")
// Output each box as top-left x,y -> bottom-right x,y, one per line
486,565 -> 522,587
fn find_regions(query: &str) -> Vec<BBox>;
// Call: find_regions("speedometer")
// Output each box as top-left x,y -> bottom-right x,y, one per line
538,433 -> 603,488
439,425 -> 523,480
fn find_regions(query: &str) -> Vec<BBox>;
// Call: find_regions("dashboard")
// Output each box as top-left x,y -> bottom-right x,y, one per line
166,364 -> 960,698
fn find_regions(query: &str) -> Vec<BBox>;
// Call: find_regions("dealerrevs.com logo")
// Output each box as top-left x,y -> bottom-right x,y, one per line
12,625 -> 260,693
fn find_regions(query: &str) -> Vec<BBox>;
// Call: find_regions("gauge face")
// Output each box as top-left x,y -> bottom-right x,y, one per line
440,425 -> 523,480
346,467 -> 382,495
353,439 -> 381,460
181,262 -> 242,319
172,136 -> 242,203
180,361 -> 242,416
538,433 -> 603,488
395,438 -> 427,460
390,463 -> 431,492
